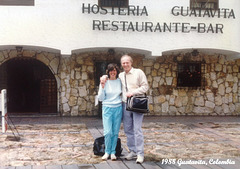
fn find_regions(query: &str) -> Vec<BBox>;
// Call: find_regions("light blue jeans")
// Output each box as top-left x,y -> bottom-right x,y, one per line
122,102 -> 144,156
102,105 -> 122,155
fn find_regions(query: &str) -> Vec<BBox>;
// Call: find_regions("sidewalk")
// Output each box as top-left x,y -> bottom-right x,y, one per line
6,115 -> 240,127
0,115 -> 240,169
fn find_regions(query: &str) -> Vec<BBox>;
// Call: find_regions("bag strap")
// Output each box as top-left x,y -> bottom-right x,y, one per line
124,73 -> 128,92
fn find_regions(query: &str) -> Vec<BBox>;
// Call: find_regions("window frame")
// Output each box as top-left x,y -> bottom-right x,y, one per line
94,61 -> 121,87
177,62 -> 204,89
190,0 -> 219,10
0,0 -> 34,6
98,0 -> 129,8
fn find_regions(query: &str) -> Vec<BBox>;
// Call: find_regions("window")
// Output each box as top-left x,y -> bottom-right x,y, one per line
190,0 -> 218,10
94,61 -> 121,86
98,0 -> 129,8
177,62 -> 202,88
95,61 -> 108,86
0,0 -> 34,6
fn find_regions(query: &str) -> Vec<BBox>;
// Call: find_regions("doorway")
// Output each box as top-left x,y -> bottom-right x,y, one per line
0,57 -> 57,114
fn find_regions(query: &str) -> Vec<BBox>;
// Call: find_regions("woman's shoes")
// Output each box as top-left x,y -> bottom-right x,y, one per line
102,153 -> 109,160
102,153 -> 117,161
111,154 -> 117,161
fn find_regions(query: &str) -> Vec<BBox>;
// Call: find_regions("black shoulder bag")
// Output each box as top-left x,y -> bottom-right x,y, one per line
93,136 -> 123,156
125,73 -> 149,113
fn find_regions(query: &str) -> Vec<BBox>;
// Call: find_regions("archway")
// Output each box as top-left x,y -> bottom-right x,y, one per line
0,57 -> 57,114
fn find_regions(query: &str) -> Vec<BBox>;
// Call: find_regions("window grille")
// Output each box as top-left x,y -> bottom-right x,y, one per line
190,0 -> 218,10
95,61 -> 121,86
98,0 -> 129,7
0,0 -> 34,6
177,62 -> 205,89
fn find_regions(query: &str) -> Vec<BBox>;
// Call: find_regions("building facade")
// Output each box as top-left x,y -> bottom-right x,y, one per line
0,0 -> 240,116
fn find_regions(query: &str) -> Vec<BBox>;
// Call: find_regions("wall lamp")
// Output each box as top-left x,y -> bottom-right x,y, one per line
16,46 -> 23,52
108,48 -> 115,55
192,49 -> 199,56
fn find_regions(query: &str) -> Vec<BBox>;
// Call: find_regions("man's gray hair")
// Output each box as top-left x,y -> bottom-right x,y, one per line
121,54 -> 133,63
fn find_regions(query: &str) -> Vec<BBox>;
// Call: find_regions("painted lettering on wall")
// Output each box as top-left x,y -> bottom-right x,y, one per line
82,4 -> 148,16
171,6 -> 235,19
82,3 -> 236,33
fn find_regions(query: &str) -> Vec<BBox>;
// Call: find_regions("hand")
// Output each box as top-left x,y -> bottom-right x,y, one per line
101,83 -> 105,88
100,75 -> 108,88
126,92 -> 133,97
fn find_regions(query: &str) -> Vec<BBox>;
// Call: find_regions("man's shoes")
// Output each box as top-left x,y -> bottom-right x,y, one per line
102,153 -> 109,160
125,151 -> 137,160
136,155 -> 144,164
111,154 -> 117,161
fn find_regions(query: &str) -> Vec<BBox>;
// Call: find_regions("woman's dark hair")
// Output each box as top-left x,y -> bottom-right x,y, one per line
106,63 -> 120,78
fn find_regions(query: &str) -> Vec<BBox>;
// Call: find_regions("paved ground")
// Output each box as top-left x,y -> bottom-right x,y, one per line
0,115 -> 240,169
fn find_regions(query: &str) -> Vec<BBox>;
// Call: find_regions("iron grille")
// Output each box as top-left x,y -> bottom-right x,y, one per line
177,62 -> 205,90
0,0 -> 34,6
190,0 -> 218,10
98,0 -> 128,7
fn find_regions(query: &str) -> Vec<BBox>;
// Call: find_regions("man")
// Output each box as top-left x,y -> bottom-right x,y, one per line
101,54 -> 149,163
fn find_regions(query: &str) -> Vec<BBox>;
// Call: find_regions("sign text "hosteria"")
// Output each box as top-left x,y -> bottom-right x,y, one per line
82,3 -> 148,16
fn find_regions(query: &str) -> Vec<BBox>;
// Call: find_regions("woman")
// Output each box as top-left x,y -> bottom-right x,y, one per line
98,63 -> 122,161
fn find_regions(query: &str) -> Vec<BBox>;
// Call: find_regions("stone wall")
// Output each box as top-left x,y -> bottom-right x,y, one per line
0,50 -> 60,73
60,54 -> 96,116
59,52 -> 145,116
148,53 -> 240,116
60,51 -> 240,116
60,52 -> 120,116
0,49 -> 240,116
0,49 -> 60,82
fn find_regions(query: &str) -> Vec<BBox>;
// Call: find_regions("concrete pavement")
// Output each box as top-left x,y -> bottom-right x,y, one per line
0,115 -> 239,169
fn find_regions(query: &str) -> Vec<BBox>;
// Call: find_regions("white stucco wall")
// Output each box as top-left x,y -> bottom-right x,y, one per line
0,0 -> 239,57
